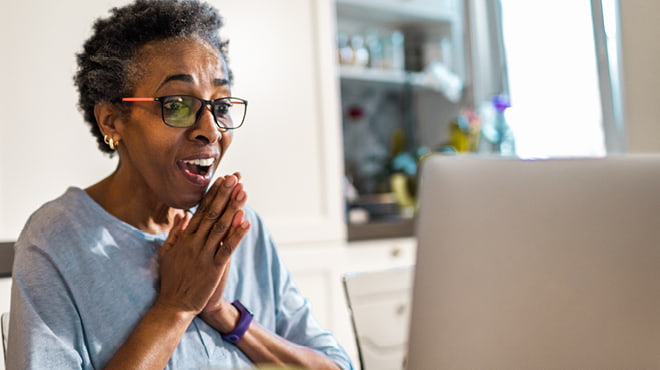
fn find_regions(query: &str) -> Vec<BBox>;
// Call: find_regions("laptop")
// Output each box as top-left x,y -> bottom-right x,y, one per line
407,154 -> 660,369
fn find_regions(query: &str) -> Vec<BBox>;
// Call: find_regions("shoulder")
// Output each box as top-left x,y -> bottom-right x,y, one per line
16,187 -> 99,252
19,187 -> 81,231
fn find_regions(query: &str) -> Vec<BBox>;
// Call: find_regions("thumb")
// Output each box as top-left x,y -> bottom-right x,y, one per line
159,212 -> 191,258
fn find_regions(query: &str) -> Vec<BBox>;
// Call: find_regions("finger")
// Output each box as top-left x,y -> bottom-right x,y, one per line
227,183 -> 247,212
180,211 -> 192,230
166,212 -> 187,243
195,175 -> 239,239
214,211 -> 250,265
233,172 -> 241,181
159,212 -> 189,258
186,176 -> 224,234
202,182 -> 247,251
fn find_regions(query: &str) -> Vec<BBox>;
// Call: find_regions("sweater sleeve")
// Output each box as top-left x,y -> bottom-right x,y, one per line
244,210 -> 354,370
8,241 -> 92,370
274,263 -> 355,370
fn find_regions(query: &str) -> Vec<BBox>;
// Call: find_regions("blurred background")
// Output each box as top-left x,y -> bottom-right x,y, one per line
336,0 -> 625,240
2,1 -> 660,368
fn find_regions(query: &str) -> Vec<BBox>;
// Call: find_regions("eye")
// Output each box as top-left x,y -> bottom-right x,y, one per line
213,101 -> 231,118
162,97 -> 194,125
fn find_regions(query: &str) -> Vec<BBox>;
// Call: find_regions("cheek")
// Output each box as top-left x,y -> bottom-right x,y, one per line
122,134 -> 172,167
119,118 -> 180,163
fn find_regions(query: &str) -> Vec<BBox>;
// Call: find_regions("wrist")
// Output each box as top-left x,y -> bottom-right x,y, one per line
199,299 -> 238,332
150,300 -> 197,325
220,300 -> 253,344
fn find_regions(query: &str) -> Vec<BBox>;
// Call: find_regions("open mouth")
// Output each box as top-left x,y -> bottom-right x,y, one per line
180,157 -> 215,179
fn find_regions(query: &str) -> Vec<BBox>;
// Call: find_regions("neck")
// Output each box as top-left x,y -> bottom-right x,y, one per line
86,167 -> 183,235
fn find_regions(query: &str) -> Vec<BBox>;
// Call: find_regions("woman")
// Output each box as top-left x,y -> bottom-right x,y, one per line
7,0 -> 352,369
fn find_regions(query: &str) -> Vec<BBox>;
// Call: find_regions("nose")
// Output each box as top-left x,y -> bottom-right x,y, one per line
189,104 -> 222,144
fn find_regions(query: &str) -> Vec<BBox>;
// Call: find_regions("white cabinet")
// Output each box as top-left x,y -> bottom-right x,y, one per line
280,238 -> 417,369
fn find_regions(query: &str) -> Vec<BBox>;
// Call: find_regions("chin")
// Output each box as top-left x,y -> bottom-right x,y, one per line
170,190 -> 206,211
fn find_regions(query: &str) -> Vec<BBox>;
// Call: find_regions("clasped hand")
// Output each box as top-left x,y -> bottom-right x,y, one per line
156,174 -> 250,317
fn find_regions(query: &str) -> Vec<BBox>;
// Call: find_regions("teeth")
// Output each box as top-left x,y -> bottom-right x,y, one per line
183,158 -> 215,166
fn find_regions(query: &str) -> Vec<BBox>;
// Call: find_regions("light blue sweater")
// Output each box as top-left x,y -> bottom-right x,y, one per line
8,187 -> 352,369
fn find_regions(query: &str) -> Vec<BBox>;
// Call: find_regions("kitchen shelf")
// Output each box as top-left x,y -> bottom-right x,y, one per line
339,65 -> 461,97
336,0 -> 457,24
339,65 -> 417,84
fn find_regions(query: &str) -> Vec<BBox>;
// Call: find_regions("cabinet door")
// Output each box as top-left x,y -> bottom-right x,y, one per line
214,0 -> 345,246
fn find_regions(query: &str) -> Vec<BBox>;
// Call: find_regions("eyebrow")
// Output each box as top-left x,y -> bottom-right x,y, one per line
214,78 -> 230,87
159,74 -> 193,88
158,74 -> 230,90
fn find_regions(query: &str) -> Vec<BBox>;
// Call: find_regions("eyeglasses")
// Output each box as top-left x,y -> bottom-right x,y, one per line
122,95 -> 248,130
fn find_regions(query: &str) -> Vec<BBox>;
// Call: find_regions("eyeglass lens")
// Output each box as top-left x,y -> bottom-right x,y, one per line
161,96 -> 246,129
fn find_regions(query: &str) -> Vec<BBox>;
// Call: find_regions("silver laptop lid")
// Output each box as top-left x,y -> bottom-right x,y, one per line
407,154 -> 660,369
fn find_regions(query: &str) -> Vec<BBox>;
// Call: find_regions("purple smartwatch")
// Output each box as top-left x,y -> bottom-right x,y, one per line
221,300 -> 254,344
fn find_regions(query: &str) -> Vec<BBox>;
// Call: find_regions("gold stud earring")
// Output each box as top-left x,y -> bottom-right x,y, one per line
104,135 -> 117,150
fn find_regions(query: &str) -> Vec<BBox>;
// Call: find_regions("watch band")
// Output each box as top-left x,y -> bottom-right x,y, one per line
221,300 -> 254,344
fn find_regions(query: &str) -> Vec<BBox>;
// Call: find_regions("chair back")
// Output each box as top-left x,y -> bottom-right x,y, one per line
1,311 -> 9,365
343,266 -> 414,370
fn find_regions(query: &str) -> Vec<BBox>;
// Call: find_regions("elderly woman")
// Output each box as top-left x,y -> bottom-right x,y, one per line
7,0 -> 353,369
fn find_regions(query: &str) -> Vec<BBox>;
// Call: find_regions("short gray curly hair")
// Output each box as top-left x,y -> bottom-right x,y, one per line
74,0 -> 232,155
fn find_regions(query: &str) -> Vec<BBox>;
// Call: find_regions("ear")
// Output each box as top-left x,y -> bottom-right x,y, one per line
94,102 -> 124,140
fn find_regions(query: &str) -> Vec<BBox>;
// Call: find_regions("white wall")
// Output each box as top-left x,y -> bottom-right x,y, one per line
619,1 -> 660,152
0,0 -> 124,241
0,0 -> 346,244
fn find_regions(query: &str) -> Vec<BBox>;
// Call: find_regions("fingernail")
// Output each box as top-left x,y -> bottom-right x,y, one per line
224,175 -> 237,187
236,191 -> 246,201
241,220 -> 250,229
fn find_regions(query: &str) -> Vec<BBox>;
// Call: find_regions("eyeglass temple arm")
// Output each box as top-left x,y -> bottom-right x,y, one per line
122,97 -> 245,104
122,98 -> 157,102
